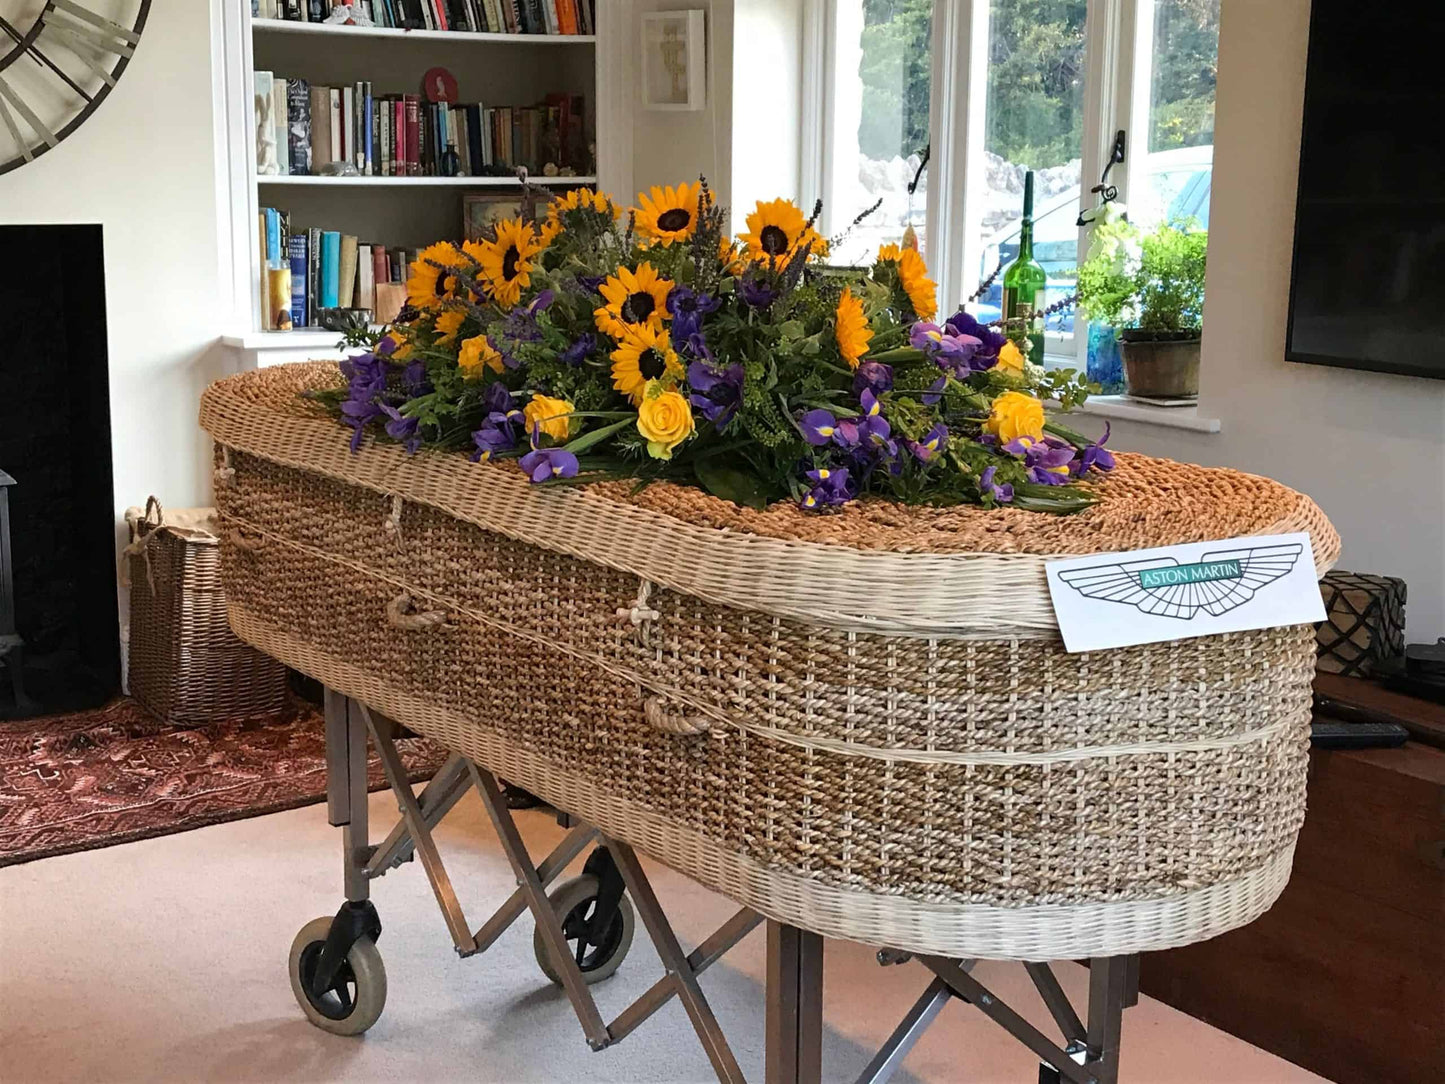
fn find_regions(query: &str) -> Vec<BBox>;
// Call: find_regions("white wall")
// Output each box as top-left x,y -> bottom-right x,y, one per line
1098,0 -> 1445,641
628,0 -> 735,212
0,0 -> 230,521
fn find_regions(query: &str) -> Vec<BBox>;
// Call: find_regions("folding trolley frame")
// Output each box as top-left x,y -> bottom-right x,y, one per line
313,690 -> 1139,1084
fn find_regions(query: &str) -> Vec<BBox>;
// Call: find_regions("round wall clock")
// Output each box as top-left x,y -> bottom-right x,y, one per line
0,0 -> 151,177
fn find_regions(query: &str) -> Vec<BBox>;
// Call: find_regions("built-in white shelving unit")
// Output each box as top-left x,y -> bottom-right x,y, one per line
217,1 -> 628,353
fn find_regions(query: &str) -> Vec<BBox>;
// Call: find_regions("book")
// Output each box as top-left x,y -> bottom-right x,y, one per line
329,88 -> 342,167
287,234 -> 308,327
254,72 -> 279,175
309,85 -> 332,169
465,104 -> 484,173
372,245 -> 390,288
272,77 -> 290,176
320,231 -> 341,309
338,235 -> 359,308
342,86 -> 354,169
307,227 -> 322,325
357,243 -> 375,310
286,78 -> 311,174
263,207 -> 282,269
404,95 -> 421,176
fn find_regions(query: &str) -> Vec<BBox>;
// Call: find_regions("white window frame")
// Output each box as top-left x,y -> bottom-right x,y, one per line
808,0 -> 1171,370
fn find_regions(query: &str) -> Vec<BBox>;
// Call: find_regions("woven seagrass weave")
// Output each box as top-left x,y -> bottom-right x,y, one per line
201,363 -> 1336,959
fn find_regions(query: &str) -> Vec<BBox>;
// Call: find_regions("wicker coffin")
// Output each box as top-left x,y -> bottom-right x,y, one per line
200,363 -> 1340,961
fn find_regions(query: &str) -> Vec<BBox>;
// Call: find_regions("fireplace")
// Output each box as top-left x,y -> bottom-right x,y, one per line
0,225 -> 121,718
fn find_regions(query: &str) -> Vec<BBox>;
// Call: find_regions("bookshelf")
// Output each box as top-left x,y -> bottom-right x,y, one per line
223,1 -> 628,349
257,174 -> 598,187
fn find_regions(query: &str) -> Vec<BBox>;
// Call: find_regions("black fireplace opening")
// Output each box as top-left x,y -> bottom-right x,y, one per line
0,224 -> 120,719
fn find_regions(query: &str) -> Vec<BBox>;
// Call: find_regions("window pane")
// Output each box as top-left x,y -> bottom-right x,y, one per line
973,0 -> 1087,337
1134,0 -> 1220,232
827,0 -> 934,266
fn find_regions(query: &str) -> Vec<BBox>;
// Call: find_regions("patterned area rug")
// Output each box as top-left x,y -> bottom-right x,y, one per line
0,698 -> 446,868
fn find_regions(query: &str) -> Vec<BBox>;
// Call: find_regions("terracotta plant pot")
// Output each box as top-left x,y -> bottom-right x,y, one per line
1119,331 -> 1201,400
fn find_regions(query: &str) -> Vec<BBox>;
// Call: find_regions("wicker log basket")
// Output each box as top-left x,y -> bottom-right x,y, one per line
201,362 -> 1339,961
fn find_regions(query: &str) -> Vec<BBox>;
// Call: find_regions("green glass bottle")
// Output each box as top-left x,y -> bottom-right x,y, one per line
1001,170 -> 1048,366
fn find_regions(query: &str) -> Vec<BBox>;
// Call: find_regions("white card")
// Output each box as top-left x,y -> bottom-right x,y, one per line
1044,532 -> 1325,653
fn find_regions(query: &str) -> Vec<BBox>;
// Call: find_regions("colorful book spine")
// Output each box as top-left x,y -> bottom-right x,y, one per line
320,231 -> 341,310
286,78 -> 311,175
287,234 -> 308,327
263,207 -> 282,269
306,227 -> 322,326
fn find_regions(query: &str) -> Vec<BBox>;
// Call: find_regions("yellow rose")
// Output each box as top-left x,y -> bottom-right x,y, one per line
984,391 -> 1046,444
996,339 -> 1026,375
524,394 -> 575,443
636,389 -> 695,460
458,334 -> 504,376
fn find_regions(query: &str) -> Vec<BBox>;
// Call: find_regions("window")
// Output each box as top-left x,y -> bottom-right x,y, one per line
822,0 -> 935,266
813,0 -> 1219,366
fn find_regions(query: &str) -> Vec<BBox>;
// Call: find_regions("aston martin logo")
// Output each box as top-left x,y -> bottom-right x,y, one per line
1056,543 -> 1305,620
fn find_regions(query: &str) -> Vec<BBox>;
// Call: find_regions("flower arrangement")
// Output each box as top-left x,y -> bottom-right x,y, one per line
319,180 -> 1113,513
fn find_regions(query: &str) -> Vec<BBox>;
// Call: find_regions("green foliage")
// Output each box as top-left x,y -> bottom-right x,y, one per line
1074,219 -> 1207,333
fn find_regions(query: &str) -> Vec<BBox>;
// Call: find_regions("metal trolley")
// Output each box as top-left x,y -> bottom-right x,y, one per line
290,691 -> 1140,1084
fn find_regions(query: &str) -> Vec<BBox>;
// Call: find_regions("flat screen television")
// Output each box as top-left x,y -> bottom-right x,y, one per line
1286,0 -> 1445,380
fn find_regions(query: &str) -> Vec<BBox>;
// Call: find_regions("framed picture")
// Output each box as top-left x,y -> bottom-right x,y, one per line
641,10 -> 706,112
462,192 -> 524,242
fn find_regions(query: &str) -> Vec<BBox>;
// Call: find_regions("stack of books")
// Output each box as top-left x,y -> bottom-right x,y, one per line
256,73 -> 589,177
259,206 -> 420,330
254,0 -> 596,34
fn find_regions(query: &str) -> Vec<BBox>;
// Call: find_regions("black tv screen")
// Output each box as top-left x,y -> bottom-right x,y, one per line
1286,0 -> 1445,379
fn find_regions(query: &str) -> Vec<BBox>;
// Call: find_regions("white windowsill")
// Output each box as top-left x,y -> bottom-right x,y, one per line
1076,396 -> 1222,433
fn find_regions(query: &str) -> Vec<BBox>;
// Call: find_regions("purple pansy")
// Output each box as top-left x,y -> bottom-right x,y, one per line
378,403 -> 423,454
853,361 -> 893,396
738,274 -> 779,310
1003,435 -> 1076,485
911,322 -> 985,370
688,359 -> 744,427
470,383 -> 524,462
800,409 -> 840,446
518,446 -> 580,482
800,466 -> 851,510
857,388 -> 892,449
1071,422 -> 1116,476
560,333 -> 596,367
667,286 -> 722,348
907,422 -> 949,463
921,374 -> 949,407
979,465 -> 1014,503
945,309 -> 1008,354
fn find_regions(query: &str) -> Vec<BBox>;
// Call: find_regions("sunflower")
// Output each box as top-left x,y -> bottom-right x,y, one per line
737,199 -> 826,265
464,218 -> 543,308
610,325 -> 684,404
897,248 -> 938,322
458,334 -> 504,376
434,307 -> 466,344
549,187 -> 620,219
877,244 -> 938,322
594,262 -> 674,339
834,288 -> 873,370
405,242 -> 468,312
634,182 -> 705,246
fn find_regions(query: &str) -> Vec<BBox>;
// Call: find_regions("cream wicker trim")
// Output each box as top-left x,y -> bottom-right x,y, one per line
200,390 -> 1337,638
223,512 -> 1293,767
230,603 -> 1295,959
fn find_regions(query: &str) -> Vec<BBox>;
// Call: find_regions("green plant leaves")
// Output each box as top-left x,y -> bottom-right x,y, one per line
694,459 -> 769,510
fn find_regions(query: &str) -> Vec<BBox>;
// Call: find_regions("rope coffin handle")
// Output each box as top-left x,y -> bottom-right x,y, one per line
225,528 -> 267,554
643,696 -> 710,737
617,578 -> 661,626
386,592 -> 448,631
215,446 -> 236,487
383,495 -> 405,544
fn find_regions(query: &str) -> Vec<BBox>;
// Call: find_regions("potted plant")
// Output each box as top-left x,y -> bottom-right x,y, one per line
1075,218 -> 1208,399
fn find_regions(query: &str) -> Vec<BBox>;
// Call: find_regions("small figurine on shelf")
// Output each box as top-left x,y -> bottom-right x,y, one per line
324,3 -> 374,26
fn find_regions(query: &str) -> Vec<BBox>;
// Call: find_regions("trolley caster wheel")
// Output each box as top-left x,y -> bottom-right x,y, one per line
533,874 -> 636,986
289,916 -> 387,1036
